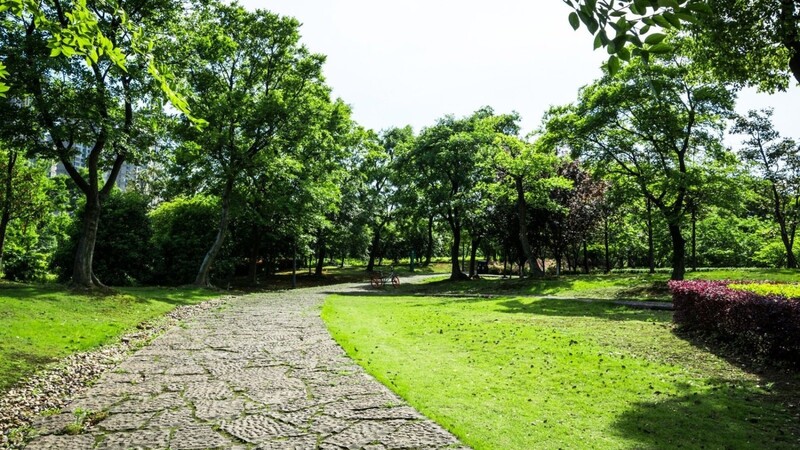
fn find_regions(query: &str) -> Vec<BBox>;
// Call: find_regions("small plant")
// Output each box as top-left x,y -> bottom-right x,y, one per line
61,408 -> 108,435
40,407 -> 61,417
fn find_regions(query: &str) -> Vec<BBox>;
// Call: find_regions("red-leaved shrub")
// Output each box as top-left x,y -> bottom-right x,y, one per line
669,280 -> 800,363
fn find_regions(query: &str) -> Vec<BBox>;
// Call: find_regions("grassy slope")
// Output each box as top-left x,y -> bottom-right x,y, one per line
323,272 -> 800,449
0,283 -> 219,391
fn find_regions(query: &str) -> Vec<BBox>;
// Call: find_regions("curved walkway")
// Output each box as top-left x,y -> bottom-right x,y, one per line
26,282 -> 467,450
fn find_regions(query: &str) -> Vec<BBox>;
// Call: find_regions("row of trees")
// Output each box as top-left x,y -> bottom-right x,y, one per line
0,1 -> 798,286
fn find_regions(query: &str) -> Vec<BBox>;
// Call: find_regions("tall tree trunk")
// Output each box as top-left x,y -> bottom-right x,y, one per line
366,227 -> 381,271
583,240 -> 589,274
668,223 -> 686,281
449,220 -> 468,280
424,215 -> 434,266
0,151 -> 17,274
515,177 -> 542,276
291,237 -> 297,289
248,228 -> 261,284
604,216 -> 611,274
691,204 -> 697,272
771,184 -> 798,268
647,199 -> 655,274
195,178 -> 234,287
315,230 -> 326,276
469,237 -> 480,277
72,195 -> 101,287
555,252 -> 562,276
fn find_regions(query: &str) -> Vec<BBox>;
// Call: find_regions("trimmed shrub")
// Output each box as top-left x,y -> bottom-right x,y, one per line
669,280 -> 800,364
730,282 -> 800,298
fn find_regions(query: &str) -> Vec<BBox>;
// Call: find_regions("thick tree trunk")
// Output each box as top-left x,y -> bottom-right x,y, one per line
0,151 -> 16,274
72,196 -> 101,288
366,228 -> 381,272
315,231 -> 326,276
195,178 -> 234,287
791,51 -> 800,86
449,221 -> 468,280
778,219 -> 797,268
668,223 -> 686,281
469,237 -> 480,277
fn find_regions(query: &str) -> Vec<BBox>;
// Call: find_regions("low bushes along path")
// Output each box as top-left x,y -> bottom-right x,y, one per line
24,280 -> 466,450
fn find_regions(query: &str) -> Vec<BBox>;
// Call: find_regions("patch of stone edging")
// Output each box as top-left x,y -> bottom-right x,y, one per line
0,295 -> 233,449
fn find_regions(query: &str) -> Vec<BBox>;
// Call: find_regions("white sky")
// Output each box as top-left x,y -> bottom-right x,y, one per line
239,0 -> 798,143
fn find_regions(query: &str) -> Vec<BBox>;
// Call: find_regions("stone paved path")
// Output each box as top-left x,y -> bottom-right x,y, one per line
25,282 -> 468,450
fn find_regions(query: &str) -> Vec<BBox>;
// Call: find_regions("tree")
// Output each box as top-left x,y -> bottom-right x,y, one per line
171,1 -> 332,286
542,54 -> 734,280
2,0 -> 186,287
489,134 -> 566,276
359,127 -> 413,272
563,0 -> 800,89
401,108 -> 500,280
546,161 -> 607,274
732,108 -> 800,268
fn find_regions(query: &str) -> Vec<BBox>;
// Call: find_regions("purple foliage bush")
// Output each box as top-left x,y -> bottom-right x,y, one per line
669,280 -> 800,363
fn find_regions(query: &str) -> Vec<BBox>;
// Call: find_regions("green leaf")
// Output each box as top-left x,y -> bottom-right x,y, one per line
607,55 -> 621,76
648,43 -> 673,53
687,2 -> 713,14
633,0 -> 649,13
644,33 -> 667,45
674,11 -> 699,23
568,12 -> 580,30
49,47 -> 61,57
652,14 -> 672,28
578,11 -> 599,34
593,32 -> 604,50
662,12 -> 682,28
617,46 -> 631,61
657,0 -> 680,8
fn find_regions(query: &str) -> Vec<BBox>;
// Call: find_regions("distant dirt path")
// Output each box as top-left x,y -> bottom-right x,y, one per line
25,281 -> 467,450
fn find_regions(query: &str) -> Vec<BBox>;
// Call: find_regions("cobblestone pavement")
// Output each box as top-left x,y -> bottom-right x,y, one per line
25,282 -> 468,450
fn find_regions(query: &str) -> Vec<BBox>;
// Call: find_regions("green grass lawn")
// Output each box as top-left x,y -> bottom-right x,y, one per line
323,271 -> 800,449
0,283 -> 220,392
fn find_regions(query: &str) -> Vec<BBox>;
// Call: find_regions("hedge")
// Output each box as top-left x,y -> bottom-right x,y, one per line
669,280 -> 800,364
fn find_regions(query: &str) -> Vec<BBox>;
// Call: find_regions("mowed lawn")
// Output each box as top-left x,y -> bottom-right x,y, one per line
322,281 -> 800,449
0,283 -> 220,392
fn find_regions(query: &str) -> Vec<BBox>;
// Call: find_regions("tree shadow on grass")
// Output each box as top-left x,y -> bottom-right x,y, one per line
495,298 -> 672,322
611,377 -> 800,449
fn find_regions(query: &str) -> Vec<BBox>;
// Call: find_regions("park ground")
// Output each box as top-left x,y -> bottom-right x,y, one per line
2,266 -> 800,449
